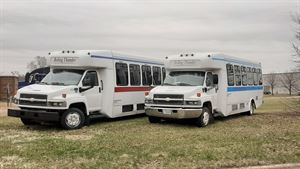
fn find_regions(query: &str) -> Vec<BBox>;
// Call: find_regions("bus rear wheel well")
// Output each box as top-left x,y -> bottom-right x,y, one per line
250,99 -> 256,109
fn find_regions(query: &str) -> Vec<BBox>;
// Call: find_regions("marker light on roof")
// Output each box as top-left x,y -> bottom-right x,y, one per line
88,52 -> 90,55
180,54 -> 183,57
72,51 -> 75,53
191,54 -> 194,56
186,54 -> 188,56
62,51 -> 65,53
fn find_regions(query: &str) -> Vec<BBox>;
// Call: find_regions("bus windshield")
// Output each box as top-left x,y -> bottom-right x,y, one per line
41,69 -> 85,86
163,71 -> 205,86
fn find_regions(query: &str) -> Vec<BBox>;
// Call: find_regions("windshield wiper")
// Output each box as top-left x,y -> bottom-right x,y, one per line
39,82 -> 48,85
163,83 -> 175,86
175,82 -> 193,86
51,82 -> 65,85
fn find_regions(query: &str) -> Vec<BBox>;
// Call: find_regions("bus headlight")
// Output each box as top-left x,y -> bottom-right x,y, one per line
48,101 -> 66,107
13,97 -> 19,104
185,100 -> 201,105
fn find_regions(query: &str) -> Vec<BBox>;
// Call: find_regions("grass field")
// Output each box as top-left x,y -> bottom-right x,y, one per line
0,96 -> 299,169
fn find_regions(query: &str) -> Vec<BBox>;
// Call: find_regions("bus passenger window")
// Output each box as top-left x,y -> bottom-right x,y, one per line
116,63 -> 128,86
253,68 -> 258,85
142,65 -> 152,85
129,64 -> 141,86
153,66 -> 161,85
162,67 -> 166,81
234,65 -> 241,86
247,67 -> 253,85
226,64 -> 234,86
241,66 -> 247,86
258,69 -> 263,85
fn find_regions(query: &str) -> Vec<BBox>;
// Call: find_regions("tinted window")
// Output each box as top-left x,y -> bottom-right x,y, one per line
142,65 -> 152,85
247,67 -> 253,85
226,64 -> 234,86
253,68 -> 258,85
153,66 -> 161,85
234,65 -> 241,86
83,71 -> 99,86
258,69 -> 263,85
129,64 -> 141,86
116,63 -> 128,86
206,72 -> 213,87
162,67 -> 166,80
241,66 -> 247,86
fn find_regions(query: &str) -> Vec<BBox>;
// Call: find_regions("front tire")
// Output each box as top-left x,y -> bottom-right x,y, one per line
148,116 -> 161,123
60,108 -> 85,130
195,107 -> 212,127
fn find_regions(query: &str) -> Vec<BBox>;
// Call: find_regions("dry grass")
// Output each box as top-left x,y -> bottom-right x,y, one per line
0,96 -> 299,169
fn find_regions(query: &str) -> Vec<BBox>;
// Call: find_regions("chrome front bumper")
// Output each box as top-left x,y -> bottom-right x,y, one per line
145,106 -> 202,119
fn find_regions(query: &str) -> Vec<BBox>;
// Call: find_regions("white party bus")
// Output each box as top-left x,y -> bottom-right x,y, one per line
8,50 -> 164,129
145,53 -> 263,127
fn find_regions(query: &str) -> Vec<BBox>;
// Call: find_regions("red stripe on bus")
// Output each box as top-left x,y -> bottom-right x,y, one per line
114,87 -> 152,92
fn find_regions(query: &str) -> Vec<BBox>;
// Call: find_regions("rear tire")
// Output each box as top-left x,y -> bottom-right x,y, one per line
148,116 -> 161,123
60,108 -> 85,130
20,118 -> 38,125
247,102 -> 256,116
195,107 -> 212,127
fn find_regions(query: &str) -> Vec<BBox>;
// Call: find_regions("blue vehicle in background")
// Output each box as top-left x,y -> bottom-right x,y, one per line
18,67 -> 50,88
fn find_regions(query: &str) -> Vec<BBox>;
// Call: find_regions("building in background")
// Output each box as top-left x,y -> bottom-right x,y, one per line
0,75 -> 18,101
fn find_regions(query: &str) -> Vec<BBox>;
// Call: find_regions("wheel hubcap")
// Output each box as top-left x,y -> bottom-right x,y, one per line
65,112 -> 81,128
203,112 -> 209,125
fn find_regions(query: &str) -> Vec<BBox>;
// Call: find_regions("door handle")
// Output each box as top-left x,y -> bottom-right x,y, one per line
99,87 -> 101,93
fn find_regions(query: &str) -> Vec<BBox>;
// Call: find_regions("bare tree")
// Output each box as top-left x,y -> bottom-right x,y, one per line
27,56 -> 47,71
280,72 -> 298,96
292,13 -> 300,70
265,73 -> 278,95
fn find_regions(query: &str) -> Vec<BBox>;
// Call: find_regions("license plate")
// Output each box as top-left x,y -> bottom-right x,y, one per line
163,109 -> 172,115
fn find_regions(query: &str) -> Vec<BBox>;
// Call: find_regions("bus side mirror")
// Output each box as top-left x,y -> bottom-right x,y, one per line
213,75 -> 218,85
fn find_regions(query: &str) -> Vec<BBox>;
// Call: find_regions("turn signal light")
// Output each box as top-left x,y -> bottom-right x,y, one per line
197,93 -> 201,97
145,91 -> 149,96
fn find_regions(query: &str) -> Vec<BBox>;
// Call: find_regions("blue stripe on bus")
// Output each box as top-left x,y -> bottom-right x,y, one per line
227,86 -> 263,92
212,57 -> 261,67
91,55 -> 164,65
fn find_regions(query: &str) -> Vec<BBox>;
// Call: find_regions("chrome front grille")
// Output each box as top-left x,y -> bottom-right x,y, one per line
153,94 -> 184,105
19,94 -> 47,106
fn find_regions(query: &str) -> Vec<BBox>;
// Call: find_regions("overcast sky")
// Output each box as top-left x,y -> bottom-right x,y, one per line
0,0 -> 299,74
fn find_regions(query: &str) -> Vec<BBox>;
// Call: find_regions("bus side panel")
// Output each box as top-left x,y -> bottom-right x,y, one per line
112,91 -> 147,118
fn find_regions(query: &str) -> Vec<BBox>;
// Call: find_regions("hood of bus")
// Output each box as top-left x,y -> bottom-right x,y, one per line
149,86 -> 203,98
17,84 -> 77,99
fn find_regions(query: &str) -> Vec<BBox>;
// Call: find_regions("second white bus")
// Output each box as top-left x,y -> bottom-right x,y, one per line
145,53 -> 263,127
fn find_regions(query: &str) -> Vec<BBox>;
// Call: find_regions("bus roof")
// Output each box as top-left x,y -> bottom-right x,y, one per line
48,50 -> 163,67
165,52 -> 261,69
